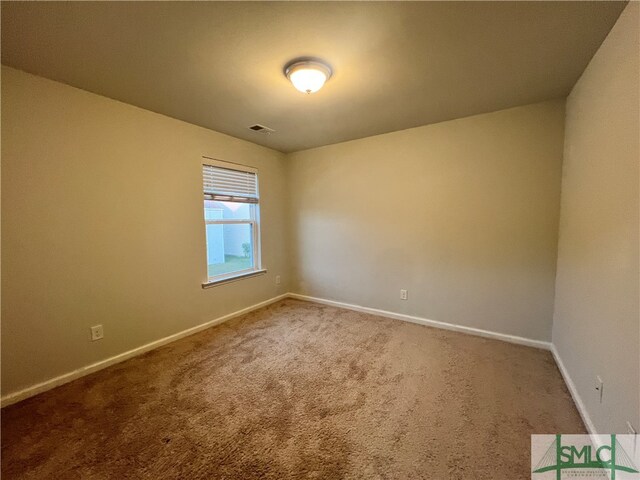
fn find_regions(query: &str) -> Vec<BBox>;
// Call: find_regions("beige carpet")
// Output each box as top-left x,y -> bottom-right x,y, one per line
2,299 -> 584,479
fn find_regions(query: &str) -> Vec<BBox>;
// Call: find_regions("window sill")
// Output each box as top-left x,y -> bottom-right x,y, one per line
202,269 -> 267,289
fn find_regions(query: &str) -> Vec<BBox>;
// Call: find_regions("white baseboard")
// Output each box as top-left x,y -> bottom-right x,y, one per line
550,345 -> 597,435
0,293 -> 288,408
288,293 -> 552,350
1,292 -> 566,413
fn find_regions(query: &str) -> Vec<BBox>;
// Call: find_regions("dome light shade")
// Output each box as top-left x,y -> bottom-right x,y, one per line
285,59 -> 332,94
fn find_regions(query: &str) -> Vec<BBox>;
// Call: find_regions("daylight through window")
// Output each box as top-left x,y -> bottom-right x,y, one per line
202,161 -> 261,283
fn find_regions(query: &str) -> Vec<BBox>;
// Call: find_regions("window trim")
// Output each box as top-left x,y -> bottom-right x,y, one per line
202,269 -> 267,289
201,158 -> 262,287
202,156 -> 257,174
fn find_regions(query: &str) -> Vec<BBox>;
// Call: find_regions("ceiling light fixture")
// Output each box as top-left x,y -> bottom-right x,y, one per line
284,58 -> 332,94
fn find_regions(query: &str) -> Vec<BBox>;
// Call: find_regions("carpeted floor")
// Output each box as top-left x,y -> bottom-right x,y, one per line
2,299 -> 585,479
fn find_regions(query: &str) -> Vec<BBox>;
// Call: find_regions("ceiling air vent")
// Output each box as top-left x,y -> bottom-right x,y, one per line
248,124 -> 275,134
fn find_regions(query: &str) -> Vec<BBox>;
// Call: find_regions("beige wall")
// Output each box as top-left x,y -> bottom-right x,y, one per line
288,100 -> 565,341
1,67 -> 289,396
552,2 -> 639,434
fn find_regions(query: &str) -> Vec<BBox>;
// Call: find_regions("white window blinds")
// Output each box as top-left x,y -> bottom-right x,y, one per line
203,164 -> 259,203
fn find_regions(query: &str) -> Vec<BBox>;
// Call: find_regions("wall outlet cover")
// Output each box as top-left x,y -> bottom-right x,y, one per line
595,375 -> 603,403
90,325 -> 104,341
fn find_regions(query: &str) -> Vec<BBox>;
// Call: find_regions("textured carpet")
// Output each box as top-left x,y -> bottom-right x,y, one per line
2,299 -> 585,479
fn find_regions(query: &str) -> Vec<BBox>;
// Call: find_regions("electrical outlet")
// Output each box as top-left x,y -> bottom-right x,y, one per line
275,275 -> 281,285
400,289 -> 408,300
90,325 -> 104,341
627,421 -> 637,435
595,376 -> 603,403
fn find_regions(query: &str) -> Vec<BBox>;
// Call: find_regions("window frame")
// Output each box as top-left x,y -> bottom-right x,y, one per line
201,158 -> 265,288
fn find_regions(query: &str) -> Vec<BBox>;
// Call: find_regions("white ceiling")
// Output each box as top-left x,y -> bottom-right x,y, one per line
1,1 -> 626,153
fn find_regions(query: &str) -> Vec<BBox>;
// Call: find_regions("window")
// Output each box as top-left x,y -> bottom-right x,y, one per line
202,160 -> 263,286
